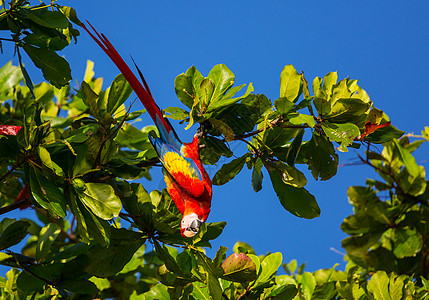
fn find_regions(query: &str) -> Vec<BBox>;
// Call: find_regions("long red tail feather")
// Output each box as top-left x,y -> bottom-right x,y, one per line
81,21 -> 175,135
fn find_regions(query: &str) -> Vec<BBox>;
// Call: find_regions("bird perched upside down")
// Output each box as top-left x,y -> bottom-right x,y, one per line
82,22 -> 212,237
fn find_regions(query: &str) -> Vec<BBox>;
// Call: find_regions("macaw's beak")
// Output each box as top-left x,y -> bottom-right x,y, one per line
182,219 -> 202,238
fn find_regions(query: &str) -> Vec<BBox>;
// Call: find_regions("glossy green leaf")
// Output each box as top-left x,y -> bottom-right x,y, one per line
286,128 -> 304,167
38,146 -> 64,176
288,113 -> 316,127
274,97 -> 295,115
367,271 -> 390,300
73,179 -> 122,220
60,6 -> 81,25
192,282 -> 210,300
213,154 -> 250,185
322,122 -> 360,152
29,167 -> 66,218
252,252 -> 282,288
107,73 -> 133,114
392,139 -> 419,178
280,65 -> 301,102
79,81 -> 100,119
84,228 -> 145,277
0,218 -> 30,250
268,166 -> 320,218
209,118 -> 234,142
23,44 -> 71,88
24,8 -> 68,29
142,283 -> 170,300
16,270 -> 44,292
313,97 -> 331,116
213,246 -> 228,268
322,71 -> 338,97
163,106 -> 189,120
365,123 -> 405,144
207,64 -> 235,105
301,272 -> 316,300
268,284 -> 298,300
251,157 -> 264,192
36,223 -> 61,260
392,228 -> 422,259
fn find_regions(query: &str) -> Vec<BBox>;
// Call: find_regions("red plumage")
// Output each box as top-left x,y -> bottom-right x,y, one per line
82,22 -> 212,237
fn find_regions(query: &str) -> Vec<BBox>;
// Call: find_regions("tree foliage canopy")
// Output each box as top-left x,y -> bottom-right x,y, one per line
0,1 -> 428,299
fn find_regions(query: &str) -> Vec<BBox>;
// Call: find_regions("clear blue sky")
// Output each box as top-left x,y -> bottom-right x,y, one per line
2,1 -> 429,274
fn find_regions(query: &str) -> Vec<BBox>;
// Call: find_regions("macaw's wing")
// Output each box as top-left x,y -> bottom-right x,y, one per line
150,137 -> 206,197
163,169 -> 185,215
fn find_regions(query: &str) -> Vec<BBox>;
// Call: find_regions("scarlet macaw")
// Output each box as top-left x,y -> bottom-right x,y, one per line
81,22 -> 212,237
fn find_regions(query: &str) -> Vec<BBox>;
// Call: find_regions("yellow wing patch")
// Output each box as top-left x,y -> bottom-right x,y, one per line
163,152 -> 199,179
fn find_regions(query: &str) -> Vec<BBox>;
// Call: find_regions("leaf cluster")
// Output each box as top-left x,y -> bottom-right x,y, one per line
0,3 -> 426,298
0,0 -> 80,91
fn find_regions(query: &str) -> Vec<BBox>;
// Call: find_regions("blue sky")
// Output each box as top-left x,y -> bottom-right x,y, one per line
2,1 -> 429,274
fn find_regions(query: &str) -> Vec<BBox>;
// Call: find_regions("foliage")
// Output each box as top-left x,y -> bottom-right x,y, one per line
0,1 -> 427,299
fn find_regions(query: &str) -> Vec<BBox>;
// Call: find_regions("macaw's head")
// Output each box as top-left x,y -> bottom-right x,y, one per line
181,213 -> 203,238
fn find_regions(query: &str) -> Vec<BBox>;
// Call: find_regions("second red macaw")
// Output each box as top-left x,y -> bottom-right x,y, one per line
82,22 -> 212,238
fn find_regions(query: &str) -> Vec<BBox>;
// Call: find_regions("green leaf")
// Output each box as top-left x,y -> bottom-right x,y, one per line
368,271 -> 390,300
301,272 -> 317,300
221,253 -> 257,282
365,123 -> 405,144
213,246 -> 228,268
206,82 -> 254,113
312,281 -> 337,300
321,122 -> 360,152
60,6 -> 81,25
0,61 -> 23,96
23,32 -> 69,51
73,179 -> 122,220
23,44 -> 71,88
302,132 -> 338,181
268,166 -> 320,218
0,218 -> 30,250
322,71 -> 338,98
192,282 -> 210,300
120,181 -> 152,216
107,73 -> 133,115
280,65 -> 301,102
286,128 -> 304,167
274,97 -> 295,115
29,166 -> 66,218
392,228 -> 422,259
142,283 -> 170,300
268,284 -> 298,300
252,252 -> 282,288
389,273 -> 404,300
209,118 -> 234,142
36,223 -> 61,260
79,81 -> 100,120
251,157 -> 264,192
24,8 -> 68,29
154,240 -> 183,274
207,64 -> 235,105
193,222 -> 227,248
163,106 -> 189,120
288,113 -> 316,128
313,97 -> 331,116
38,146 -> 64,176
176,250 -> 192,274
392,140 -> 419,178
84,228 -> 145,277
212,154 -> 249,185
16,270 -> 44,292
